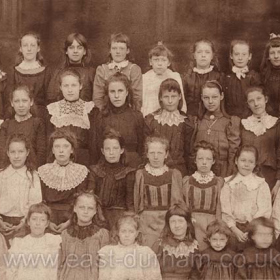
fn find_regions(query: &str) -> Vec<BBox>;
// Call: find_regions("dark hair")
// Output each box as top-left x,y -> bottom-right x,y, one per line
161,204 -> 196,242
64,33 -> 92,66
206,220 -> 231,240
16,32 -> 44,66
108,33 -> 131,61
110,212 -> 142,245
27,202 -> 52,222
194,140 -> 216,162
198,80 -> 230,120
148,43 -> 174,62
229,39 -> 251,68
47,128 -> 77,163
245,86 -> 267,98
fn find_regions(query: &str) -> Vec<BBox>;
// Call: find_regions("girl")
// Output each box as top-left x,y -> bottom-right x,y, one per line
183,141 -> 224,251
88,128 -> 135,229
236,217 -> 280,279
182,39 -> 222,116
95,72 -> 144,168
7,203 -> 61,280
260,34 -> 280,117
11,32 -> 49,121
199,220 -> 236,280
152,204 -> 200,280
221,145 -> 272,252
144,78 -> 193,176
142,43 -> 187,116
46,33 -> 95,104
47,68 -> 98,166
0,134 -> 42,245
98,213 -> 162,280
38,128 -> 88,233
224,39 -> 261,118
0,85 -> 46,168
192,80 -> 241,177
58,190 -> 109,280
134,136 -> 184,247
241,86 -> 280,190
93,32 -> 142,111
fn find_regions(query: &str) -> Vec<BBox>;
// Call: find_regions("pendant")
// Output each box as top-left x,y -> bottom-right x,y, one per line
207,129 -> 211,135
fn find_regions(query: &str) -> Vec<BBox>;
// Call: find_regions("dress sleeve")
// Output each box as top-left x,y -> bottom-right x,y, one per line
182,176 -> 190,206
34,118 -> 46,167
129,64 -> 143,111
273,188 -> 280,238
135,111 -> 145,159
126,170 -> 136,211
141,246 -> 162,280
215,177 -> 224,220
98,245 -> 114,280
235,254 -> 247,279
275,122 -> 280,180
254,181 -> 272,219
134,170 -> 145,213
28,172 -> 43,214
57,231 -> 67,279
171,169 -> 185,206
173,72 -> 187,113
93,65 -> 106,110
99,228 -> 110,248
0,78 -> 7,120
184,118 -> 195,173
0,120 -> 8,167
6,238 -> 22,280
250,70 -> 261,86
0,234 -> 7,280
87,166 -> 97,192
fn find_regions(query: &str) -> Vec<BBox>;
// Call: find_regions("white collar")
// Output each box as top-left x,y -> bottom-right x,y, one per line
192,171 -> 214,184
145,163 -> 169,177
4,165 -> 28,178
242,114 -> 278,136
163,240 -> 198,258
154,109 -> 186,126
225,173 -> 265,191
17,60 -> 42,70
232,65 -> 249,79
108,60 -> 129,71
193,65 -> 214,75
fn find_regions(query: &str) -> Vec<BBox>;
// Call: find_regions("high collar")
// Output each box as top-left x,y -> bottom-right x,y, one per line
145,163 -> 169,176
109,102 -> 129,114
204,110 -> 223,120
193,65 -> 214,75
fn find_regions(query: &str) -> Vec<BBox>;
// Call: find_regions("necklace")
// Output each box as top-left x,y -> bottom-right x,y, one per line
206,115 -> 217,135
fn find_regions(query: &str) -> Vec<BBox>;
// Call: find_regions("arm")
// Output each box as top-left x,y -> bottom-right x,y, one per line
28,172 -> 43,207
93,65 -> 106,110
135,112 -> 145,159
184,119 -> 195,174
171,169 -> 185,206
98,245 -> 113,280
215,177 -> 224,220
126,171 -> 136,211
182,176 -> 190,206
35,118 -> 46,167
134,170 -> 144,213
272,188 -> 280,238
87,166 -> 97,192
142,247 -> 162,280
254,181 -> 272,219
129,64 -> 142,111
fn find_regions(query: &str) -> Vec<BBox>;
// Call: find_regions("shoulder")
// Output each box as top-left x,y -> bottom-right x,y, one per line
128,62 -> 141,72
183,175 -> 191,185
228,115 -> 241,126
137,244 -> 157,256
44,233 -> 62,248
47,101 -> 60,115
98,244 -> 116,255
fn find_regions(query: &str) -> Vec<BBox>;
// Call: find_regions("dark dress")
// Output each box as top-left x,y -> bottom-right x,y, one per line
0,70 -> 7,119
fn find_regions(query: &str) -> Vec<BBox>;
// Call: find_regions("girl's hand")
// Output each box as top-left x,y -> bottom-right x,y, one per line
0,220 -> 14,233
49,222 -> 60,234
12,220 -> 26,233
232,227 -> 248,242
56,220 -> 71,233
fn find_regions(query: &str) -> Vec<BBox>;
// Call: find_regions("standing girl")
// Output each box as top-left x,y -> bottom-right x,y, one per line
0,85 -> 46,168
99,213 -> 162,280
47,69 -> 98,166
183,141 -> 224,251
134,136 -> 184,247
46,33 -> 95,104
192,80 -> 241,177
0,134 -> 42,245
93,32 -> 142,111
142,43 -> 187,116
7,203 -> 61,280
95,72 -> 144,168
221,145 -> 272,252
38,129 -> 88,233
144,78 -> 193,176
58,190 -> 109,280
152,204 -> 200,280
224,39 -> 261,118
88,128 -> 135,229
183,39 -> 222,116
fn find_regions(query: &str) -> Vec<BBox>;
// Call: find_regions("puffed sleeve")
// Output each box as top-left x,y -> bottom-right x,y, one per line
134,169 -> 145,213
226,116 -> 241,176
93,65 -> 106,110
171,169 -> 185,205
129,64 -> 142,112
34,118 -> 46,167
273,188 -> 280,238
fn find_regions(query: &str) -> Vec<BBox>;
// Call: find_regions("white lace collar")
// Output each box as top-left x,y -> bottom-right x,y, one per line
154,109 -> 186,126
38,161 -> 88,191
225,173 -> 265,192
47,99 -> 94,129
242,114 -> 278,136
17,60 -> 42,70
232,65 -> 249,79
145,163 -> 169,177
163,240 -> 198,258
192,171 -> 214,184
193,65 -> 214,75
108,60 -> 129,71
15,112 -> 32,122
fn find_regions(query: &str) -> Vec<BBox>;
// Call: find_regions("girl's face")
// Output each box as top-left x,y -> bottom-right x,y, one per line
119,222 -> 138,246
52,138 -> 73,165
74,195 -> 97,226
201,87 -> 223,113
208,233 -> 228,251
110,42 -> 129,63
252,225 -> 274,249
235,150 -> 256,176
7,141 -> 29,169
11,89 -> 33,118
195,148 -> 215,175
160,90 -> 181,112
193,42 -> 213,69
102,138 -> 124,163
108,81 -> 128,107
269,46 -> 280,67
66,39 -> 86,64
149,55 -> 170,75
147,142 -> 168,169
230,43 -> 252,68
60,75 -> 82,102
247,90 -> 267,117
28,212 -> 49,238
20,35 -> 40,62
169,215 -> 188,240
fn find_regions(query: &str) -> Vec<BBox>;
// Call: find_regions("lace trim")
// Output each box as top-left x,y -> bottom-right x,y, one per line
193,65 -> 214,75
232,65 -> 249,79
163,240 -> 198,258
108,60 -> 129,71
47,99 -> 94,129
242,114 -> 278,136
145,163 -> 169,177
154,110 -> 186,126
192,171 -> 215,184
67,223 -> 102,240
14,113 -> 32,122
38,161 -> 88,191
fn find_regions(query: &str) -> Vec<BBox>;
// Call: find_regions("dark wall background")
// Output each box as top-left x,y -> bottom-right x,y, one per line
0,0 -> 280,76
